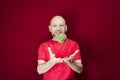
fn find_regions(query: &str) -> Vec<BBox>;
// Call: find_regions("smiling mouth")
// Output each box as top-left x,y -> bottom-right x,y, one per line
55,31 -> 62,35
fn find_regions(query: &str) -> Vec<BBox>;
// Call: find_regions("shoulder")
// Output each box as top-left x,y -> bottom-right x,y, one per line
39,40 -> 52,48
67,38 -> 80,50
67,38 -> 79,45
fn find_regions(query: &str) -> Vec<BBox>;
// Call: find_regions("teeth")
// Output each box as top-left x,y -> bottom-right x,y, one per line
56,32 -> 61,34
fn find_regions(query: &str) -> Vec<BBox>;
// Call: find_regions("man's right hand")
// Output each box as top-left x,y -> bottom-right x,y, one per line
48,47 -> 63,64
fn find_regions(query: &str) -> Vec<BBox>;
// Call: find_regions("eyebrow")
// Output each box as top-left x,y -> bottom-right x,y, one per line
51,23 -> 66,25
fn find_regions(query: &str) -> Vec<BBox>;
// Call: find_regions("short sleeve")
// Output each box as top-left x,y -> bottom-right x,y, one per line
74,43 -> 81,60
38,44 -> 47,61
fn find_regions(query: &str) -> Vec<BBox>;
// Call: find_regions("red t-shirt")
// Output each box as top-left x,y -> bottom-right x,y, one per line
38,39 -> 81,80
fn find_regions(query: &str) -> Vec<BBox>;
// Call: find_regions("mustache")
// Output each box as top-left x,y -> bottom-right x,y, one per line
55,30 -> 62,33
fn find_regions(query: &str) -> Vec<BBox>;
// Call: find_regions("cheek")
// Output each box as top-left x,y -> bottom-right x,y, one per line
52,28 -> 57,32
51,29 -> 56,33
64,27 -> 67,31
62,28 -> 66,32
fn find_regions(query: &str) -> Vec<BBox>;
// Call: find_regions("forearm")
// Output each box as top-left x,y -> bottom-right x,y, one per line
67,62 -> 83,73
37,61 -> 56,74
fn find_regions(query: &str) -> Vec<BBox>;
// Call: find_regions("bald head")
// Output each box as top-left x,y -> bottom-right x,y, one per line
49,15 -> 67,38
50,15 -> 66,26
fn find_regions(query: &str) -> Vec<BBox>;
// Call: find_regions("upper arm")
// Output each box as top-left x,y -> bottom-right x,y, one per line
38,44 -> 48,62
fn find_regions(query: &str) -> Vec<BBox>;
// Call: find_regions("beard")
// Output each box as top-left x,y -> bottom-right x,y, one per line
52,30 -> 63,38
54,33 -> 67,43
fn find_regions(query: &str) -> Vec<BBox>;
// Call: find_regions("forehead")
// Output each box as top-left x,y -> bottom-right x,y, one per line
50,16 -> 66,25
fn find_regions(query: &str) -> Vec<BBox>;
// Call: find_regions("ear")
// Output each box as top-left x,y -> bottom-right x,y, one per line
48,25 -> 51,32
65,25 -> 67,31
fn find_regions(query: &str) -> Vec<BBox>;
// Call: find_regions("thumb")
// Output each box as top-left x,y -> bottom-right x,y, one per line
71,50 -> 79,58
48,47 -> 52,57
48,47 -> 55,59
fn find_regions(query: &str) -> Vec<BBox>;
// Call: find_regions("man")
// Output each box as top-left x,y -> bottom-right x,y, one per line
37,15 -> 83,80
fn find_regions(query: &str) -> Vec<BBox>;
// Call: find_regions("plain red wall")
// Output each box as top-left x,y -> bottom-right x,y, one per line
0,0 -> 120,80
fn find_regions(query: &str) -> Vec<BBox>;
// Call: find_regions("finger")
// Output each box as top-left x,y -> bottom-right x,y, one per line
68,50 -> 79,62
62,57 -> 68,62
72,50 -> 79,58
47,47 -> 53,57
56,58 -> 63,63
71,55 -> 74,60
52,54 -> 55,58
67,56 -> 72,62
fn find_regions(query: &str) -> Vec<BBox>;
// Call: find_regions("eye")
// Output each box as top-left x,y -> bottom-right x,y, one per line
59,24 -> 64,27
52,25 -> 57,27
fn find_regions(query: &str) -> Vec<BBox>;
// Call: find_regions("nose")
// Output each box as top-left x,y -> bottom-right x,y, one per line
56,26 -> 61,31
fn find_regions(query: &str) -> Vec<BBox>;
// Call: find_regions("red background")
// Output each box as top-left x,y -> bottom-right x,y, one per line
0,0 -> 120,80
